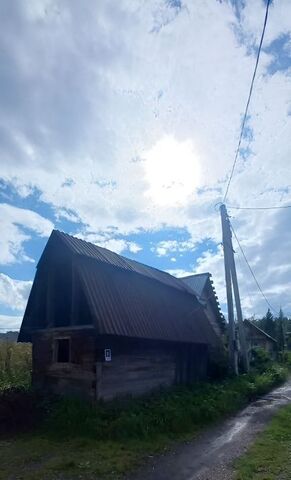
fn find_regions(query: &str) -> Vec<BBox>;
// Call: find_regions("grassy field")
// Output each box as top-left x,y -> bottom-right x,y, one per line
0,340 -> 31,390
0,364 -> 288,480
235,403 -> 291,480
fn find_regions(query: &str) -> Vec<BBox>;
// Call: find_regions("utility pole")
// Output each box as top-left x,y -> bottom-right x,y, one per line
229,245 -> 249,372
220,204 -> 249,374
220,204 -> 238,375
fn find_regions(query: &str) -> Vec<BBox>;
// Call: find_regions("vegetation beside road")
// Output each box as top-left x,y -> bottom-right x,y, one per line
235,403 -> 291,480
0,363 -> 288,480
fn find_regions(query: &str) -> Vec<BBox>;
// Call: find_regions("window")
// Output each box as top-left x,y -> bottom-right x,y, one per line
55,338 -> 71,363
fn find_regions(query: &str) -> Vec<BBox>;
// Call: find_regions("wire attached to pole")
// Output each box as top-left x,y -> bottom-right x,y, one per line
223,0 -> 271,203
227,204 -> 291,211
230,221 -> 279,315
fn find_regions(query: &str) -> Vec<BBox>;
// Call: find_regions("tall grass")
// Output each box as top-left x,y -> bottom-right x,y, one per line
0,341 -> 32,390
46,364 -> 288,442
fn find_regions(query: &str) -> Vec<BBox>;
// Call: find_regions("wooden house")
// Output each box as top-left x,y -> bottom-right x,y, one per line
19,230 -> 223,401
244,319 -> 277,359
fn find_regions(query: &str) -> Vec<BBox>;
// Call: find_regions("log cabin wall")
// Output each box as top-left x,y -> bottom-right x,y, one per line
32,327 -> 96,399
95,336 -> 208,401
96,339 -> 176,400
32,331 -> 209,401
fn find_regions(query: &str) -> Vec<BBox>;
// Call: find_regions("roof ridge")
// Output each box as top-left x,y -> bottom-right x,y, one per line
52,230 -> 194,295
181,272 -> 210,279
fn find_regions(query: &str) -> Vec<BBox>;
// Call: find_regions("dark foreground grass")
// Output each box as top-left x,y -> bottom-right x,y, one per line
235,403 -> 291,480
0,365 -> 288,480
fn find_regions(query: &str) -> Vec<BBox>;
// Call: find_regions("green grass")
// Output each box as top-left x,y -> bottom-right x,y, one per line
0,364 -> 288,480
0,436 -> 156,480
235,403 -> 291,480
0,341 -> 31,391
44,365 -> 288,442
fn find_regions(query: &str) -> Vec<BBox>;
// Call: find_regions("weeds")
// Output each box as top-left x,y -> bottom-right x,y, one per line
45,364 -> 288,442
0,341 -> 31,391
0,363 -> 288,479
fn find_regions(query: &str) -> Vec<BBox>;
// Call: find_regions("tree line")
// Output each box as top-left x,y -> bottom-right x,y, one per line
250,308 -> 291,351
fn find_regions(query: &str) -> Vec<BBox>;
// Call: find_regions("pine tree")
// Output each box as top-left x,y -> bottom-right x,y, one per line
263,309 -> 275,338
276,308 -> 286,351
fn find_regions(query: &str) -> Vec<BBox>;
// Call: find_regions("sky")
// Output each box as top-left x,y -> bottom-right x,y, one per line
0,0 -> 291,332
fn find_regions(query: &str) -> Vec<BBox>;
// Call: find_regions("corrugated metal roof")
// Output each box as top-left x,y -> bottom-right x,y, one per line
19,230 -> 222,346
77,259 -> 219,345
180,273 -> 225,334
180,273 -> 210,298
54,230 -> 194,295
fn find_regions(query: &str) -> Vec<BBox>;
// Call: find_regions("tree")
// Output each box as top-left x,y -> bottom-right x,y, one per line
262,309 -> 275,338
276,308 -> 286,351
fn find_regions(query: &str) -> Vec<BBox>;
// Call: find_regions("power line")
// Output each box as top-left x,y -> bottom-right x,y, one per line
227,204 -> 291,211
230,222 -> 279,315
223,0 -> 271,203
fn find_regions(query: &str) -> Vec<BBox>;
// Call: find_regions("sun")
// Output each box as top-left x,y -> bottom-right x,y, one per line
143,135 -> 201,206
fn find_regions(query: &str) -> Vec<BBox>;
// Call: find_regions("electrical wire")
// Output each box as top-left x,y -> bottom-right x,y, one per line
223,0 -> 271,203
230,222 -> 279,315
235,248 -> 253,313
227,204 -> 291,211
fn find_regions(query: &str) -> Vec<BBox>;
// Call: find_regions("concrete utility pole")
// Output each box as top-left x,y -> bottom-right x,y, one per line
220,204 -> 249,374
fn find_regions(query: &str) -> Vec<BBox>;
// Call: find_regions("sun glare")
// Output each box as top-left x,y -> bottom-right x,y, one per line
143,136 -> 201,206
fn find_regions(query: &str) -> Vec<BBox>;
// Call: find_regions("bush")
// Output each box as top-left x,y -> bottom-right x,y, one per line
250,347 -> 272,373
279,351 -> 291,366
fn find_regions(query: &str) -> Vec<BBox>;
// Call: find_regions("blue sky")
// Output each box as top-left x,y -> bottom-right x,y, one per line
0,0 -> 290,331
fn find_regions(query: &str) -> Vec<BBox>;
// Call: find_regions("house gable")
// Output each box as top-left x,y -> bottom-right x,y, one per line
19,231 -> 221,347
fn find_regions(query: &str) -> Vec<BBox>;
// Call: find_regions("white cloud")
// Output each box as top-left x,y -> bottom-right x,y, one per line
99,238 -> 142,255
74,232 -> 142,255
0,203 -> 54,264
128,242 -> 142,254
0,315 -> 22,332
166,268 -> 195,278
0,0 -> 290,315
0,273 -> 32,312
193,208 -> 291,318
153,239 -> 198,256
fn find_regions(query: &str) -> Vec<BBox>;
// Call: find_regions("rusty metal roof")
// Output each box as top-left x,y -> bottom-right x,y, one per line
77,258 -> 219,345
19,230 -> 222,345
54,230 -> 194,295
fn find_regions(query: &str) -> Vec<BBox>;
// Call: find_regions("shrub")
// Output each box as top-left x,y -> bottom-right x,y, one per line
250,346 -> 272,373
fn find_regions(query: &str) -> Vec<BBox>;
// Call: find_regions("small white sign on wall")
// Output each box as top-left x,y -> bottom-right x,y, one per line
104,348 -> 112,362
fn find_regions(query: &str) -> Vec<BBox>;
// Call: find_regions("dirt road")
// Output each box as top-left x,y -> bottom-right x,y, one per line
128,379 -> 291,480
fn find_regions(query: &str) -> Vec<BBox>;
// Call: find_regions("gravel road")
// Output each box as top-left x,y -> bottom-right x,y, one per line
128,379 -> 291,480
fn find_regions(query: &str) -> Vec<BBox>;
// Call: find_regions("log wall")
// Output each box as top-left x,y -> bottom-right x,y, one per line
32,331 -> 209,401
97,348 -> 176,400
32,327 -> 96,399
